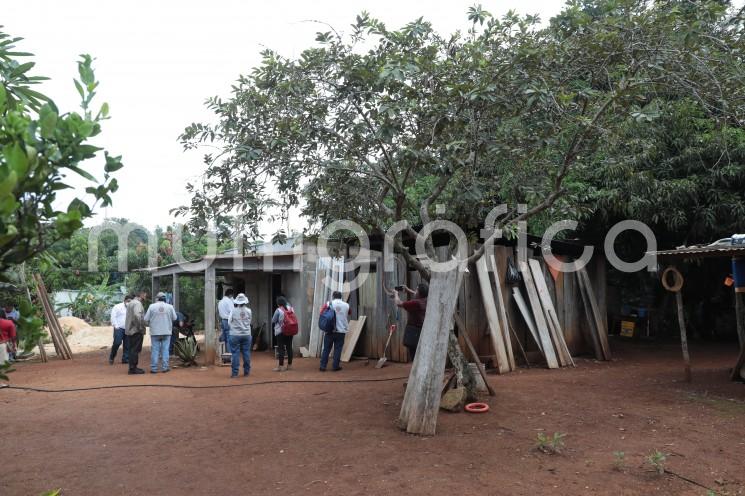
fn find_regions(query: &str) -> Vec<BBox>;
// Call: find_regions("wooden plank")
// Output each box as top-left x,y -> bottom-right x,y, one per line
675,291 -> 692,382
489,253 -> 516,371
578,267 -> 611,360
519,261 -> 559,369
576,271 -> 604,360
456,311 -> 496,396
512,287 -> 542,354
528,259 -> 573,367
34,274 -> 72,359
341,316 -> 367,362
475,256 -> 510,373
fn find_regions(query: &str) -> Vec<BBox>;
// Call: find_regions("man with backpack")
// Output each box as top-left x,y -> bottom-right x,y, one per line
319,291 -> 349,372
271,296 -> 297,371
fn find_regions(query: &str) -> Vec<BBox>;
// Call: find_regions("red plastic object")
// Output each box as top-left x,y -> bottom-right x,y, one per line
465,402 -> 490,413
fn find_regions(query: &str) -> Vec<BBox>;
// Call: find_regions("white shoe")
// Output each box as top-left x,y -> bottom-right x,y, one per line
272,366 -> 284,372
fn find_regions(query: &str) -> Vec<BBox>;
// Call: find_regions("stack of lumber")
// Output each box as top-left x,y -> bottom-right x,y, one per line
33,274 -> 73,360
509,259 -> 574,369
306,256 -> 345,358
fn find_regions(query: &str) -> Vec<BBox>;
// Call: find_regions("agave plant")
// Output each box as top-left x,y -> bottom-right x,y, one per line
174,337 -> 198,367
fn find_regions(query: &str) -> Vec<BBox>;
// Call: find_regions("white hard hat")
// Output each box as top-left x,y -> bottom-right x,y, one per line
234,293 -> 249,305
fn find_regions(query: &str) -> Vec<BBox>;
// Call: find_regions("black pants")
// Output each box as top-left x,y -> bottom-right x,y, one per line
128,333 -> 144,372
403,325 -> 421,361
170,328 -> 180,355
277,334 -> 293,366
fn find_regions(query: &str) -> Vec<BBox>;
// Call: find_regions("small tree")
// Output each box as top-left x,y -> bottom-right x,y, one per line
0,28 -> 123,276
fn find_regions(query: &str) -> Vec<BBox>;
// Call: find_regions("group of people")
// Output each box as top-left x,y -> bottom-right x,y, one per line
0,304 -> 19,364
105,279 -> 429,378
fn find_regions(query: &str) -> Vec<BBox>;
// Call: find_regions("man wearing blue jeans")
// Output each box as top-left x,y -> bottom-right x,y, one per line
218,289 -> 235,354
228,293 -> 252,377
319,291 -> 350,372
144,292 -> 177,373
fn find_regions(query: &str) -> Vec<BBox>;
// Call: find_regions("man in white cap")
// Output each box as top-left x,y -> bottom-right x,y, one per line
144,292 -> 177,373
228,293 -> 252,378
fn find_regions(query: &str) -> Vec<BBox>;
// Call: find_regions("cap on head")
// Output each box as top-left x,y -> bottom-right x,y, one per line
234,293 -> 249,305
156,292 -> 167,300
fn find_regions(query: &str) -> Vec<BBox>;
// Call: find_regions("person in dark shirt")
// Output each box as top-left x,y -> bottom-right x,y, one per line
392,283 -> 428,360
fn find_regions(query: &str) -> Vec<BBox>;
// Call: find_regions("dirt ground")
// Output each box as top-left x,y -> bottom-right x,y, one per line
2,338 -> 744,496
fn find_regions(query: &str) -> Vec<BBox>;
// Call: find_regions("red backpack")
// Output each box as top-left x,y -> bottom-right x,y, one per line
281,307 -> 299,336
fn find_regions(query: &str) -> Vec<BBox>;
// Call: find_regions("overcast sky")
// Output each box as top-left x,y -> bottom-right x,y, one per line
4,1 -> 564,234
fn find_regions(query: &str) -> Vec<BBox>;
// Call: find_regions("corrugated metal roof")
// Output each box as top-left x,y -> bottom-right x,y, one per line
649,244 -> 745,260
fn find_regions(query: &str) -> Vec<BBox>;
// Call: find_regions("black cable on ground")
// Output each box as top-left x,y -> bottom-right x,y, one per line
0,376 -> 409,394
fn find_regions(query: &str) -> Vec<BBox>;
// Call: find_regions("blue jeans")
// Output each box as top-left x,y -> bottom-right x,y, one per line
229,334 -> 252,376
150,335 -> 171,372
220,319 -> 232,353
109,327 -> 129,363
320,332 -> 346,370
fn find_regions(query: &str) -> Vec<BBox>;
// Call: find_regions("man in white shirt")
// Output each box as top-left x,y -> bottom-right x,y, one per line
108,295 -> 131,365
217,289 -> 235,353
319,291 -> 350,372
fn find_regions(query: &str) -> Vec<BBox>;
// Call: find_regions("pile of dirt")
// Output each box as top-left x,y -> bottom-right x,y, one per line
58,316 -> 92,332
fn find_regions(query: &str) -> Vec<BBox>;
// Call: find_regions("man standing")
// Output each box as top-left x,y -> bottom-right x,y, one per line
393,283 -> 428,360
125,291 -> 147,375
218,289 -> 234,353
109,295 -> 131,365
144,292 -> 177,374
319,291 -> 350,372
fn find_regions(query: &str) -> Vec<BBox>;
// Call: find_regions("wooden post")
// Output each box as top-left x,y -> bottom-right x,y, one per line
675,291 -> 692,383
152,276 -> 160,300
662,266 -> 690,382
399,266 -> 464,436
204,265 -> 217,366
732,291 -> 745,381
475,256 -> 510,373
172,273 -> 180,312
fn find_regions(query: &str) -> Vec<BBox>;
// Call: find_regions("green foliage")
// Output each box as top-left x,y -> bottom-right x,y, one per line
0,27 -> 122,276
536,431 -> 566,454
0,360 -> 14,381
56,275 -> 120,324
174,336 -> 198,366
612,450 -> 625,471
646,450 -> 667,475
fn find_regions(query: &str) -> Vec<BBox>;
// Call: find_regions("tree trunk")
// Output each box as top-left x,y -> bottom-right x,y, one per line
399,267 -> 464,435
447,328 -> 479,402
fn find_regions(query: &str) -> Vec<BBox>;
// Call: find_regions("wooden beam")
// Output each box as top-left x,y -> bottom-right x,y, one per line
512,287 -> 543,355
489,253 -> 516,371
528,259 -> 574,367
456,311 -> 496,396
577,267 -> 611,360
576,271 -> 604,360
519,261 -> 559,369
675,290 -> 692,382
172,273 -> 180,312
475,256 -> 510,373
398,266 -> 464,436
731,289 -> 745,381
204,265 -> 217,365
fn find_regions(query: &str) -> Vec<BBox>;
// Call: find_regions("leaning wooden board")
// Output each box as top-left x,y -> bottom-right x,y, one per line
512,286 -> 543,355
489,253 -> 516,371
577,267 -> 612,360
528,259 -> 574,367
475,256 -> 511,373
519,261 -> 559,369
340,316 -> 367,362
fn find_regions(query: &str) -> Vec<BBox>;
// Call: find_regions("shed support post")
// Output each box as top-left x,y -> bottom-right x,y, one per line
152,276 -> 160,300
204,265 -> 217,366
172,273 -> 180,312
732,291 -> 745,381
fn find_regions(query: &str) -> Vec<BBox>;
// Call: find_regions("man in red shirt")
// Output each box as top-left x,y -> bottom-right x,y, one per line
0,312 -> 17,364
393,283 -> 428,360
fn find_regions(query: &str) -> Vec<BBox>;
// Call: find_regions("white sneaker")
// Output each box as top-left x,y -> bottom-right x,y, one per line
272,366 -> 284,372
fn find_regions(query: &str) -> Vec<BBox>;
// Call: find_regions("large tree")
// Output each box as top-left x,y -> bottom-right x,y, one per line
180,1 -> 744,434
